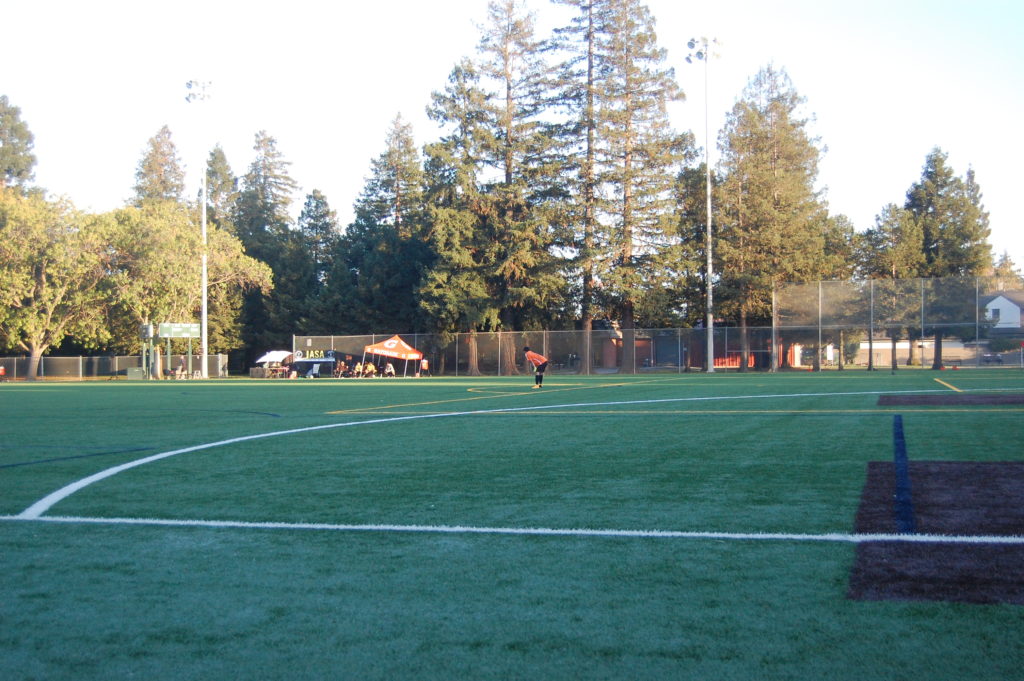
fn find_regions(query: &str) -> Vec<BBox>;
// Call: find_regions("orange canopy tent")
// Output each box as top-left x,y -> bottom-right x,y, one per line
361,335 -> 423,377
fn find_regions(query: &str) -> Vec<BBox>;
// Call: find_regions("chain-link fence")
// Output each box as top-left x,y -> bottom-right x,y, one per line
293,276 -> 1022,375
4,277 -> 1019,379
0,354 -> 229,380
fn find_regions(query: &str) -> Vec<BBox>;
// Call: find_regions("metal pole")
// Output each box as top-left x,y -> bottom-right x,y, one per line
201,168 -> 209,378
186,80 -> 210,378
703,41 -> 715,373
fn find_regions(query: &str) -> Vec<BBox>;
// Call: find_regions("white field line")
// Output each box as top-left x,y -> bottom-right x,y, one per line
3,514 -> 1023,545
13,386 -> 1010,520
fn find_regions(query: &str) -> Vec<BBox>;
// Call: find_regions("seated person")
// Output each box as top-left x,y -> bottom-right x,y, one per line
363,362 -> 377,378
383,362 -> 396,377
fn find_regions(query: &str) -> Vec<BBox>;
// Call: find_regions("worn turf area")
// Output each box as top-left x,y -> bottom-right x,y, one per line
850,461 -> 1024,604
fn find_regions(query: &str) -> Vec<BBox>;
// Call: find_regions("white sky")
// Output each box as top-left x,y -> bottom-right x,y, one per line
5,0 -> 1023,268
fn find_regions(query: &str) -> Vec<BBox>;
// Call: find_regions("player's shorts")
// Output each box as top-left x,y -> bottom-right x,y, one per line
536,361 -> 548,374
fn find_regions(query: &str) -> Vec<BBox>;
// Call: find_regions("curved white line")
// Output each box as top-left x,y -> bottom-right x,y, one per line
13,386 -> 985,519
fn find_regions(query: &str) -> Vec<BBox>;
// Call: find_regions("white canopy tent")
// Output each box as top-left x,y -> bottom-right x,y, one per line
255,350 -> 293,365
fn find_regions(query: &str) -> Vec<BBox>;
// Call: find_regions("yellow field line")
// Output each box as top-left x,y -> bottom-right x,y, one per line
933,377 -> 963,392
335,407 -> 1024,416
326,380 -> 636,414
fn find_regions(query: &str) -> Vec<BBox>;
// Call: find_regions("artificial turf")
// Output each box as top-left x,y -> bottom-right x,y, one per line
2,370 -> 1023,679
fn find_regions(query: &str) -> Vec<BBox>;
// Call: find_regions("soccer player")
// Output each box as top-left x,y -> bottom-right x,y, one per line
523,346 -> 549,389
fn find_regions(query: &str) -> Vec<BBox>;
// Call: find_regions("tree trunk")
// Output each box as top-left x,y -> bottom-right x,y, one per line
500,332 -> 520,376
890,333 -> 898,372
867,334 -> 875,371
26,346 -> 45,381
467,329 -> 481,376
621,304 -> 636,375
931,332 -> 944,370
580,315 -> 592,375
739,317 -> 749,373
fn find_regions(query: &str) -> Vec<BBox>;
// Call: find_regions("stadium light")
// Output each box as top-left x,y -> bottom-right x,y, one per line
185,80 -> 210,379
686,38 -> 716,372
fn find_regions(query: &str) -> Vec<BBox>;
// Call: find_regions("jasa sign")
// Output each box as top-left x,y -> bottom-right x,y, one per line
293,350 -> 334,360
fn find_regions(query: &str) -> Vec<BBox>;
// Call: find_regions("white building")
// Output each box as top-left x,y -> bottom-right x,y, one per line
983,291 -> 1024,330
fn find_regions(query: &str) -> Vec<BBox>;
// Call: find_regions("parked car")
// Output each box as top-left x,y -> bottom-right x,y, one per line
982,353 -> 1003,364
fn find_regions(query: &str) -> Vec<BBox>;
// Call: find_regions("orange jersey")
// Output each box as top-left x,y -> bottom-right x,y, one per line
525,350 -> 548,367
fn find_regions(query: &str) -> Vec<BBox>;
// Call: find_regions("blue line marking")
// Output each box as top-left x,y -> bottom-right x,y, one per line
892,414 -> 916,534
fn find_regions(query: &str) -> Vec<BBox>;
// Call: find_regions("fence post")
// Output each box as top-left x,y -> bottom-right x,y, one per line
975,276 -> 980,367
771,285 -> 777,372
816,282 -> 822,371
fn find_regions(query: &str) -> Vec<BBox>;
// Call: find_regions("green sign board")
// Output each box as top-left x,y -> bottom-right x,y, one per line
158,323 -> 201,339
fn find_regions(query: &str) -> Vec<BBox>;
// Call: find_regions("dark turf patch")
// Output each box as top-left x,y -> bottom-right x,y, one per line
849,461 -> 1024,605
878,393 -> 1024,406
849,542 -> 1024,604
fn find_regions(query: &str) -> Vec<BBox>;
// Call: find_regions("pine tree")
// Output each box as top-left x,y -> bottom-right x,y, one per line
0,95 -> 36,190
132,125 -> 186,205
297,189 -> 338,291
716,65 -> 827,369
905,148 -> 991,278
591,0 -> 687,372
325,115 -> 430,335
232,131 -> 299,359
205,144 -> 237,229
858,204 -> 924,280
233,131 -> 297,251
419,61 -> 498,374
904,148 -> 992,368
856,204 -> 925,367
551,0 -> 612,371
474,0 -> 565,371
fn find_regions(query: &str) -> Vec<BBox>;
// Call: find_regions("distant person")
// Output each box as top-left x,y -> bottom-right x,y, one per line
523,346 -> 549,389
419,358 -> 430,377
383,362 -> 396,377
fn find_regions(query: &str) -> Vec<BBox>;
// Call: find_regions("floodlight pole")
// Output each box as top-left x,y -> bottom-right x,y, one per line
687,38 -> 716,372
186,80 -> 210,378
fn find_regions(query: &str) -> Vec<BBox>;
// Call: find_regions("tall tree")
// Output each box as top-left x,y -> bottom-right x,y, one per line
552,0 -> 604,371
0,190 -> 113,378
989,251 -> 1023,290
132,125 -> 185,205
856,204 -> 925,367
205,144 -> 237,228
0,95 -> 36,190
905,148 -> 991,278
325,115 -> 430,334
904,148 -> 992,368
715,65 -> 827,369
297,189 -> 339,290
857,204 -> 925,280
592,0 -> 688,372
419,61 -> 498,374
474,0 -> 565,371
232,131 -> 300,359
106,201 -> 272,356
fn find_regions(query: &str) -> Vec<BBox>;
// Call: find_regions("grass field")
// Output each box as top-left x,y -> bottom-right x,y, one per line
2,370 -> 1023,680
